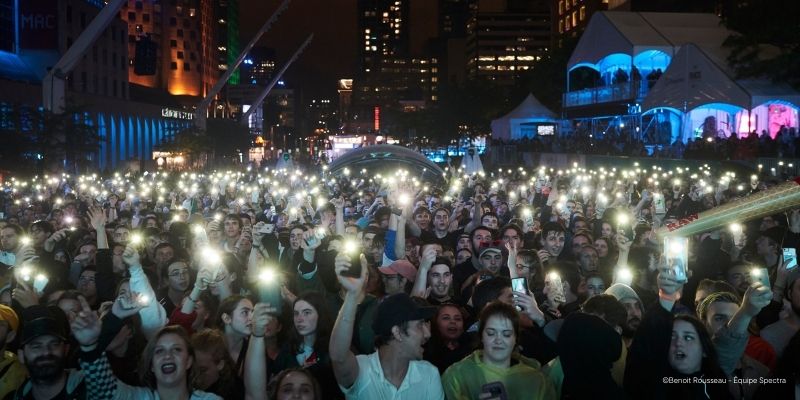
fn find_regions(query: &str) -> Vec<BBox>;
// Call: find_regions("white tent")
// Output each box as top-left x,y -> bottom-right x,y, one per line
491,94 -> 558,141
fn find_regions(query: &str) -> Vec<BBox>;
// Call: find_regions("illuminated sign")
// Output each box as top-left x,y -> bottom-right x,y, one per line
19,0 -> 58,49
374,106 -> 380,132
161,108 -> 195,120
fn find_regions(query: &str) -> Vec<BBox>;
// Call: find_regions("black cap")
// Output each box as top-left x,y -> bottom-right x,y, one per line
20,306 -> 68,345
372,293 -> 436,337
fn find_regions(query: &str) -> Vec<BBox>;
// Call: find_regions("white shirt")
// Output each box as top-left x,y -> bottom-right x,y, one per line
340,351 -> 444,400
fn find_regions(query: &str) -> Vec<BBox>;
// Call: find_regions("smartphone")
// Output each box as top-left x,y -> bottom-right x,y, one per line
511,277 -> 528,294
480,382 -> 508,400
751,267 -> 770,289
33,275 -> 49,295
664,236 -> 689,283
340,241 -> 362,278
783,248 -> 798,271
257,279 -> 282,311
258,223 -> 275,234
546,272 -> 567,304
479,273 -> 494,282
654,194 -> 666,214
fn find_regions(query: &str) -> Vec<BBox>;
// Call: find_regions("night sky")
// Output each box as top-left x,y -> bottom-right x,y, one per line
239,0 -> 358,100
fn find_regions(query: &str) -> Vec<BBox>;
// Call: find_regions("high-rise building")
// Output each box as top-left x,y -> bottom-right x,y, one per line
552,0 -> 721,43
240,47 -> 277,85
437,0 -> 471,86
122,0 -> 219,97
466,0 -> 551,85
0,0 -> 194,170
216,0 -> 240,85
354,0 -> 439,128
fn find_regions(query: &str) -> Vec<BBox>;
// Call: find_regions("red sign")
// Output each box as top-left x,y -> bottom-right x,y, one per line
373,106 -> 380,132
665,214 -> 699,232
19,0 -> 58,50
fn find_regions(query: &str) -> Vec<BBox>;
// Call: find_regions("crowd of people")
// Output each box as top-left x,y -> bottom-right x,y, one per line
0,153 -> 799,399
501,125 -> 800,161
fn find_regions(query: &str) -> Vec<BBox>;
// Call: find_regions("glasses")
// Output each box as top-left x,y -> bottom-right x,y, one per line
168,269 -> 190,278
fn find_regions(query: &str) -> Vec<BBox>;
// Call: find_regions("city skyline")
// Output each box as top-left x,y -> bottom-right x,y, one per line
239,0 -> 358,100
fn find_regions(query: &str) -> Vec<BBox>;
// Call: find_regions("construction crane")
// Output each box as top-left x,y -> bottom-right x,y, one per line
42,0 -> 128,113
240,34 -> 313,126
194,0 -> 292,129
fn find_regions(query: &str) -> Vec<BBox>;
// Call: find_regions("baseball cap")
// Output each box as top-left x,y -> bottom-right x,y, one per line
0,304 -> 19,331
20,306 -> 68,345
378,260 -> 418,283
372,293 -> 436,337
478,245 -> 502,258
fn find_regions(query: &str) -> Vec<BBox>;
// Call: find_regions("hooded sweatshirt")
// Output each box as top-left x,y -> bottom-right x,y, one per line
441,350 -> 555,400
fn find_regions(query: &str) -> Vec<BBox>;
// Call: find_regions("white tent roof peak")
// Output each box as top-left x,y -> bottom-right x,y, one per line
501,93 -> 557,120
567,11 -> 729,71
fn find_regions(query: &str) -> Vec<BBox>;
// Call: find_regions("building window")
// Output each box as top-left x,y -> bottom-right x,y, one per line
128,12 -> 136,21
129,35 -> 136,43
170,40 -> 177,48
113,80 -> 118,96
177,51 -> 184,59
183,19 -> 190,28
189,52 -> 196,60
143,13 -> 150,22
170,62 -> 177,70
183,63 -> 190,71
580,6 -> 586,21
558,1 -> 564,15
189,30 -> 196,39
135,25 -> 143,34
178,29 -> 184,37
572,11 -> 577,27
112,52 -> 117,67
135,1 -> 143,10
559,20 -> 564,33
170,17 -> 177,26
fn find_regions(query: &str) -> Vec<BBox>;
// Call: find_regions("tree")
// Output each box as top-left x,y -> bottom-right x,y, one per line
0,102 -> 100,175
721,0 -> 800,91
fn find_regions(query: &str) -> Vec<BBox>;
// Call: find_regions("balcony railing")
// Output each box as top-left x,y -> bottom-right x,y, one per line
564,81 -> 649,107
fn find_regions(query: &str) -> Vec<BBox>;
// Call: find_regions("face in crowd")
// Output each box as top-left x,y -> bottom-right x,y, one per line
428,263 -> 453,299
540,230 -> 565,257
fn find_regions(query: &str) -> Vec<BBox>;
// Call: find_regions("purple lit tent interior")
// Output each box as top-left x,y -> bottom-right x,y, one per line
490,93 -> 558,141
566,11 -> 800,144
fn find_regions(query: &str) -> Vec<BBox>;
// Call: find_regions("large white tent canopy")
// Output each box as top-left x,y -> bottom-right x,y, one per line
491,94 -> 558,141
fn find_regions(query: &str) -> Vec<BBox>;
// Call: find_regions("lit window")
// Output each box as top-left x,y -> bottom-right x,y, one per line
580,6 -> 586,21
558,1 -> 564,15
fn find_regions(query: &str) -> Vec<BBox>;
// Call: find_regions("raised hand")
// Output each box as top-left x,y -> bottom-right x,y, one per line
43,229 -> 69,252
71,296 -> 102,348
121,244 -> 140,267
331,197 -> 345,210
88,206 -> 107,231
251,303 -> 277,337
512,290 -> 546,326
742,282 -> 773,316
300,230 -> 322,251
334,253 -> 368,294
419,245 -> 437,270
12,280 -> 39,308
112,292 -> 146,320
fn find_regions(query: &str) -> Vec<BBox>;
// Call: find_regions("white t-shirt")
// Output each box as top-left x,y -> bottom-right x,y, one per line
340,351 -> 444,400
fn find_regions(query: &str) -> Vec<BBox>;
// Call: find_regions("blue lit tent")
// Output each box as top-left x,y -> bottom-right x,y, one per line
643,43 -> 800,141
566,11 -> 800,142
490,94 -> 558,141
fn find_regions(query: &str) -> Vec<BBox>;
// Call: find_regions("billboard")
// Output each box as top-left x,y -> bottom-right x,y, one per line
19,0 -> 58,50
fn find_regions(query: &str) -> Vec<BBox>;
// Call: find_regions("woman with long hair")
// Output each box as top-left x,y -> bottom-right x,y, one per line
424,303 -> 471,374
190,329 -> 244,399
273,291 -> 340,398
72,295 -> 221,400
442,301 -> 555,399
